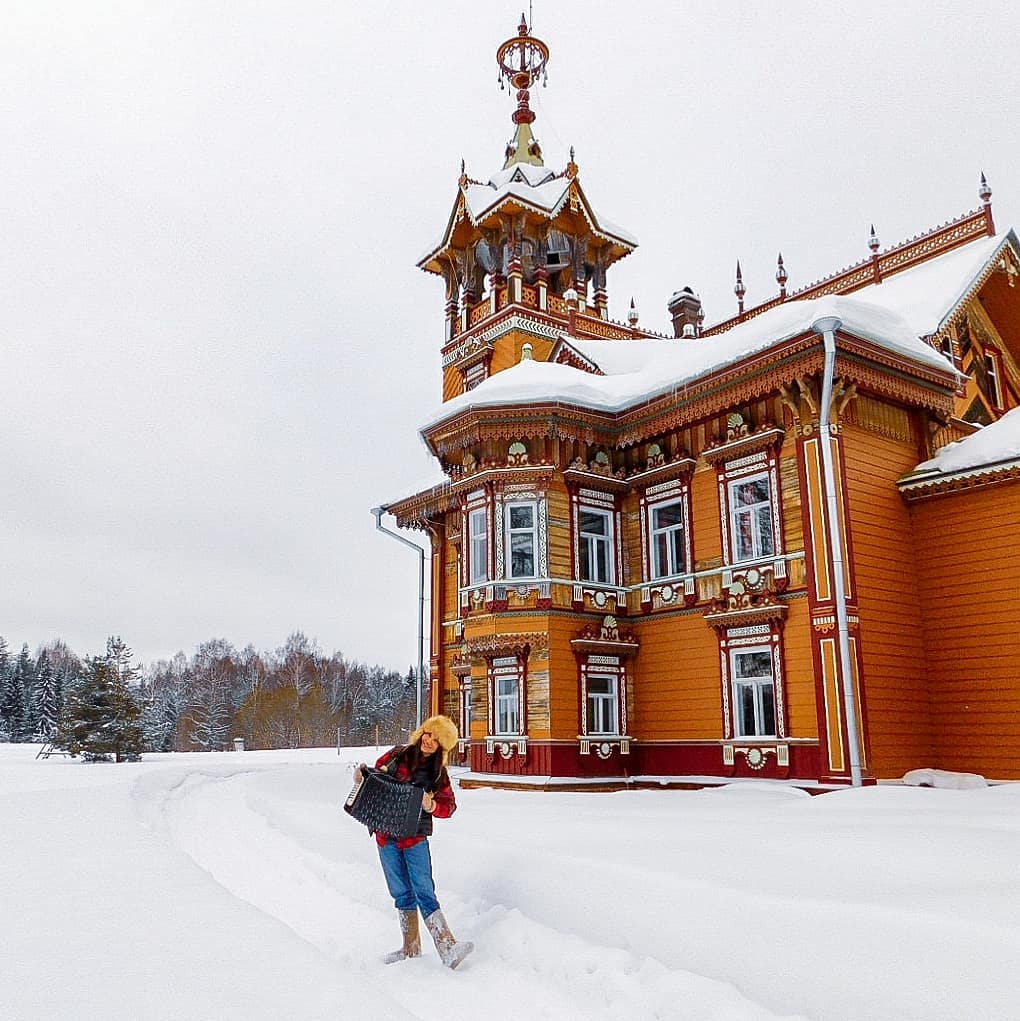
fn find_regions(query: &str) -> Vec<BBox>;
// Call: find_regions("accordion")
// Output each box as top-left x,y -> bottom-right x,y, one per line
344,767 -> 424,840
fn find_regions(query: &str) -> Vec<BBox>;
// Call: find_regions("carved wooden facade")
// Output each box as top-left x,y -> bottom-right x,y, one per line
384,20 -> 1020,787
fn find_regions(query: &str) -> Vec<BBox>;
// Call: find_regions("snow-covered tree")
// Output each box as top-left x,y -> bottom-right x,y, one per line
56,642 -> 143,762
0,637 -> 13,741
1,644 -> 33,742
29,651 -> 63,741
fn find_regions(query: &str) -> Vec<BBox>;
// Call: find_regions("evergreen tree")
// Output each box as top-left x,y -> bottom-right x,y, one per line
1,644 -> 33,741
0,638 -> 12,741
56,642 -> 143,762
31,652 -> 62,741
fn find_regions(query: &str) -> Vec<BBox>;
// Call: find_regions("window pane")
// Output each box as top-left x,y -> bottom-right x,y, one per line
580,510 -> 608,535
756,506 -> 775,556
653,503 -> 683,529
760,685 -> 776,737
735,478 -> 769,506
509,505 -> 534,529
669,530 -> 685,574
737,683 -> 756,736
734,651 -> 772,679
510,533 -> 534,576
736,511 -> 754,560
469,509 -> 488,584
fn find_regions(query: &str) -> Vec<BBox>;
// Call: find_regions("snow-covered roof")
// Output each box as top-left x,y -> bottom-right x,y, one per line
463,166 -> 572,223
841,232 -> 1012,337
424,294 -> 954,431
905,406 -> 1020,482
379,465 -> 451,512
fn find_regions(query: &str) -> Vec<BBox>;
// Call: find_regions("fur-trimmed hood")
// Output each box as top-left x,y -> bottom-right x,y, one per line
409,715 -> 459,765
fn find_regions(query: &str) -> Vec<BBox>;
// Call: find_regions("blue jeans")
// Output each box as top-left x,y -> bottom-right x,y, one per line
377,838 -> 440,917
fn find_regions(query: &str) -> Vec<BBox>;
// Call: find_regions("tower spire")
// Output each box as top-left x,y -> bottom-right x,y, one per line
497,14 -> 550,168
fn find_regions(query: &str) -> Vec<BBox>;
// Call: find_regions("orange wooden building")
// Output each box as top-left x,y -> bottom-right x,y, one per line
384,19 -> 1020,787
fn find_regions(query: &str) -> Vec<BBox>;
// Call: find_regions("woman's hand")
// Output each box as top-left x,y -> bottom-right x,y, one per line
422,792 -> 435,814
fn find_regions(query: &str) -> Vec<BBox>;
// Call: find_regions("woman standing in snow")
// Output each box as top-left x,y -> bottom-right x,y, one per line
362,714 -> 474,969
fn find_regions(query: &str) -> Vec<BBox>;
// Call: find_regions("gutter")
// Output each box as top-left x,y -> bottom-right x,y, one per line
812,316 -> 864,787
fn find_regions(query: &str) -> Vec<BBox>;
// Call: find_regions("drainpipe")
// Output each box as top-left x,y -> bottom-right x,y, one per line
812,316 -> 864,787
371,507 -> 426,730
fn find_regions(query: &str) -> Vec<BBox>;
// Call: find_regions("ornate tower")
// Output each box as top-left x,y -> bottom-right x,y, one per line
417,16 -> 640,401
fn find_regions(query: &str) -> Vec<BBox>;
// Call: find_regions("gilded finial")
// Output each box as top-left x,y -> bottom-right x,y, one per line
497,15 -> 550,168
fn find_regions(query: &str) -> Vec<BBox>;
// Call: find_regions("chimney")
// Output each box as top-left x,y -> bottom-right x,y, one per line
668,286 -> 703,339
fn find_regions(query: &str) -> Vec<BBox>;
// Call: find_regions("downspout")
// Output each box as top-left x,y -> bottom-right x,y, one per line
812,316 -> 864,787
371,507 -> 426,730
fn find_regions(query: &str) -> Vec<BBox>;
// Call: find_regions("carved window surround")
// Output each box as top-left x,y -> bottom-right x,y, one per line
484,735 -> 528,758
701,425 -> 785,467
627,457 -> 697,490
562,466 -> 630,494
639,476 -> 696,611
579,737 -> 631,758
713,622 -> 788,742
576,647 -> 631,750
450,465 -> 555,497
722,742 -> 790,771
639,577 -> 696,612
569,616 -> 639,659
572,583 -> 627,614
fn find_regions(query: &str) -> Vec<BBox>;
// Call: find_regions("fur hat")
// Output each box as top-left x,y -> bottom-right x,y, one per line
409,715 -> 459,765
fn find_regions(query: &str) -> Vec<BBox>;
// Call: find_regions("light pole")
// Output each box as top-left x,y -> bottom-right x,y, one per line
371,507 -> 426,730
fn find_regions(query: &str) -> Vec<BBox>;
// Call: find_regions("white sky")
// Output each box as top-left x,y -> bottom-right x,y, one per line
5,743 -> 1020,1020
3,2 -> 1018,669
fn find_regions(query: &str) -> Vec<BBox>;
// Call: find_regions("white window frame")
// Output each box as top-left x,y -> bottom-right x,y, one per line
468,507 -> 488,585
505,500 -> 539,580
578,506 -> 614,584
648,499 -> 687,579
492,656 -> 521,735
730,646 -> 777,738
585,673 -> 619,735
728,472 -> 776,563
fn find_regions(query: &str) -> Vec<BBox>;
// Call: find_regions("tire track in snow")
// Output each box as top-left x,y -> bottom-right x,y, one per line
159,766 -> 808,1021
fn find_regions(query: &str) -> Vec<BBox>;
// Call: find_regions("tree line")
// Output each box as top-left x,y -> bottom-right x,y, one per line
0,632 -> 418,758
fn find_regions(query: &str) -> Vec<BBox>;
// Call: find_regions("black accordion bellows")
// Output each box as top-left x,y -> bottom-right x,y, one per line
344,767 -> 424,839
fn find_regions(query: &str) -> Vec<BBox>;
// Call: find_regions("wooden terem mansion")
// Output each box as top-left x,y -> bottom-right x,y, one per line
383,18 -> 1020,787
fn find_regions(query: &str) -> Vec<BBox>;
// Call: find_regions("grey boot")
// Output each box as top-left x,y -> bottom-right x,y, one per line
423,908 -> 474,969
382,909 -> 421,964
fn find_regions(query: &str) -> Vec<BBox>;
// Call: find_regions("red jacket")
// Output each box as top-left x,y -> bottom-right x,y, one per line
373,745 -> 457,849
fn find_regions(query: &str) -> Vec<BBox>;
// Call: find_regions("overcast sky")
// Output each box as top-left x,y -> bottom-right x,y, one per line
3,1 -> 1018,670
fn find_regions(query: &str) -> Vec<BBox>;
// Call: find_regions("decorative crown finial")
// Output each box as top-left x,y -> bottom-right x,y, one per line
497,15 -> 549,126
979,171 -> 992,204
868,224 -> 880,253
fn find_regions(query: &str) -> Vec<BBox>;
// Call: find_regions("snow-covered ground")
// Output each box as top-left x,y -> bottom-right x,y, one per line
4,744 -> 1020,1021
